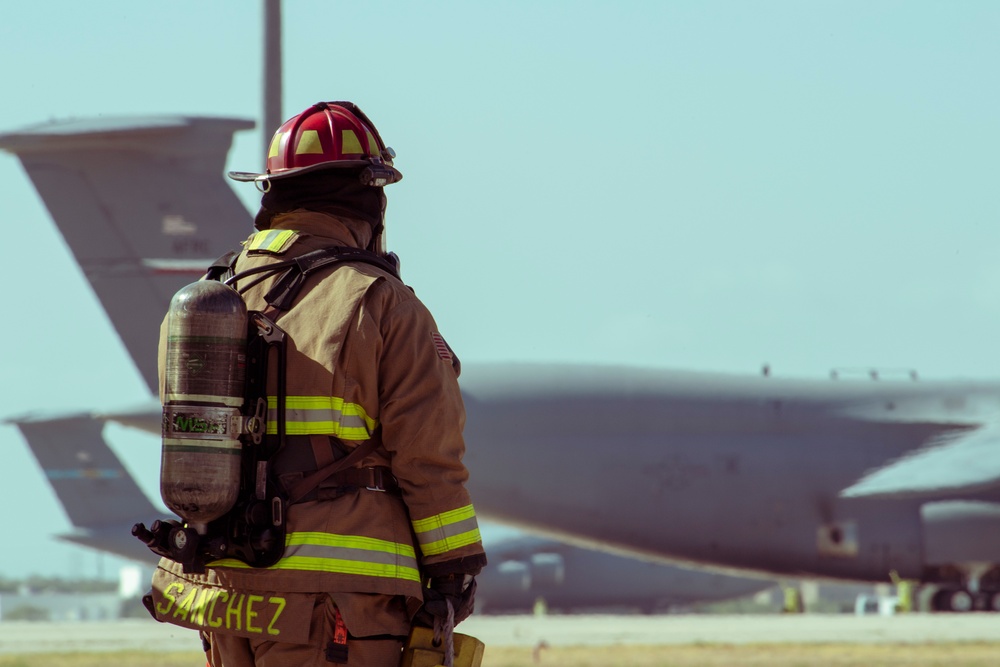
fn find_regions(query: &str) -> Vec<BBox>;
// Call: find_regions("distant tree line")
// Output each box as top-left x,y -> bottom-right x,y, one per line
0,575 -> 118,594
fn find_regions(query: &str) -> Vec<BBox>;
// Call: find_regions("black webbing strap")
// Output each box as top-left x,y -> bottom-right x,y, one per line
287,436 -> 383,504
263,246 -> 400,312
204,250 -> 240,282
202,245 -> 399,504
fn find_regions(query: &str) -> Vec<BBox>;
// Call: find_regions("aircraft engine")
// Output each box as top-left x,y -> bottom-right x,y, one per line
493,561 -> 531,591
529,553 -> 566,588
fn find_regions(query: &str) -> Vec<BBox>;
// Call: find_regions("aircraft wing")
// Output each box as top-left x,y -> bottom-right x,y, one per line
0,115 -> 255,394
841,423 -> 1000,500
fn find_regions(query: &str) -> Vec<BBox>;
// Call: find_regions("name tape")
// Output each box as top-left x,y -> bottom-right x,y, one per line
152,579 -> 313,644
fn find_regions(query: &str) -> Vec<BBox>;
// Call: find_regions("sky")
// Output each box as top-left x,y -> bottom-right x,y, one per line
1,0 -> 999,579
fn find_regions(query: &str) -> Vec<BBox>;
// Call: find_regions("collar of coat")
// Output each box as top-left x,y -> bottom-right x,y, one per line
269,210 -> 373,250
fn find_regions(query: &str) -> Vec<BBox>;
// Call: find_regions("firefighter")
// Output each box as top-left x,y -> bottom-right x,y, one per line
150,101 -> 487,666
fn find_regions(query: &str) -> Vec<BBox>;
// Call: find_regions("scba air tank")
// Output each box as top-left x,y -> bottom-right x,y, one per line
161,280 -> 247,534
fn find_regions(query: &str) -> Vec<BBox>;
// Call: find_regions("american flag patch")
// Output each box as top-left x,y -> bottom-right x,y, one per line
430,332 -> 453,363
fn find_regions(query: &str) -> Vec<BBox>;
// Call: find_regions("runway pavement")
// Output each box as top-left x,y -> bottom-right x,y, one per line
2,614 -> 1000,654
462,613 -> 1000,647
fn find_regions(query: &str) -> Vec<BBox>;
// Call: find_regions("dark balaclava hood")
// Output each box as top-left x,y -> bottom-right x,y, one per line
254,169 -> 387,239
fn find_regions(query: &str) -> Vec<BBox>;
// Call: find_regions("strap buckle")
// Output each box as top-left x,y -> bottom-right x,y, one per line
366,467 -> 388,493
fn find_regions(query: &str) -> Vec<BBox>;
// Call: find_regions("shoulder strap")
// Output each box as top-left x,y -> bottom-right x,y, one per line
208,245 -> 395,500
262,246 -> 400,312
221,246 -> 399,313
204,249 -> 240,282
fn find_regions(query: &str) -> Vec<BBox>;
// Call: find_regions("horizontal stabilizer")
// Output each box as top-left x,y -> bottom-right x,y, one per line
0,116 -> 255,393
95,399 -> 162,436
57,527 -> 161,565
8,413 -> 161,529
841,424 -> 1000,499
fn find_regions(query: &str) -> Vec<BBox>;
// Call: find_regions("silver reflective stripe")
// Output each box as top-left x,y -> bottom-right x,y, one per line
412,505 -> 482,557
248,229 -> 296,253
265,396 -> 376,440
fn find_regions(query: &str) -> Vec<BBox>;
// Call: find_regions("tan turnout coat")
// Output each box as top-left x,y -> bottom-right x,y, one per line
151,211 -> 485,640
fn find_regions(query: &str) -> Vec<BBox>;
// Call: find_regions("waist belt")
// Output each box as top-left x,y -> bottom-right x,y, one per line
318,465 -> 400,497
277,464 -> 400,502
272,434 -> 400,502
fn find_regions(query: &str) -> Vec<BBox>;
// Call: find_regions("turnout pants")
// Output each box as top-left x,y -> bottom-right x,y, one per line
204,594 -> 407,667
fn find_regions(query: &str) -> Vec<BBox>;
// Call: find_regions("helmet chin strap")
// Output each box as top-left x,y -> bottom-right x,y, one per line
367,190 -> 389,255
368,221 -> 385,255
365,219 -> 401,275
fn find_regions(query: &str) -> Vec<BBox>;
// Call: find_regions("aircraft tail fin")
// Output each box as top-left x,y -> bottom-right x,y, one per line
0,116 -> 256,394
8,413 -> 161,529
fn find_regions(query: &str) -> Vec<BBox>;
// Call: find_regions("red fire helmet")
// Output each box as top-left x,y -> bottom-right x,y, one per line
228,101 -> 402,187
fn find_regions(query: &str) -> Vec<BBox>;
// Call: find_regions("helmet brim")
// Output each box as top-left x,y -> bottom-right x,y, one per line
228,160 -> 402,184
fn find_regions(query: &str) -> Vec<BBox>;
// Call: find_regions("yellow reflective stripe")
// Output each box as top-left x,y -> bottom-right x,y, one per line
341,129 -> 364,154
265,395 -> 377,441
365,130 -> 379,156
209,532 -> 420,582
247,229 -> 296,253
420,528 -> 483,557
210,557 -> 420,582
295,130 -> 324,155
411,505 -> 482,557
412,505 -> 477,533
268,132 -> 284,159
268,556 -> 420,581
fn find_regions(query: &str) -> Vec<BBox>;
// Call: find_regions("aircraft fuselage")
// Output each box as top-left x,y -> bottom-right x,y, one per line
460,364 -> 1000,584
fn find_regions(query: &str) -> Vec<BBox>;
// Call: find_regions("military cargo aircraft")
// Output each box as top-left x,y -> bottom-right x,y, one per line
457,363 -> 1000,613
3,115 -> 999,613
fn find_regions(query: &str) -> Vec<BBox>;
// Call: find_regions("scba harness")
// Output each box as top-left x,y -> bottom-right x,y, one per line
133,242 -> 402,574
